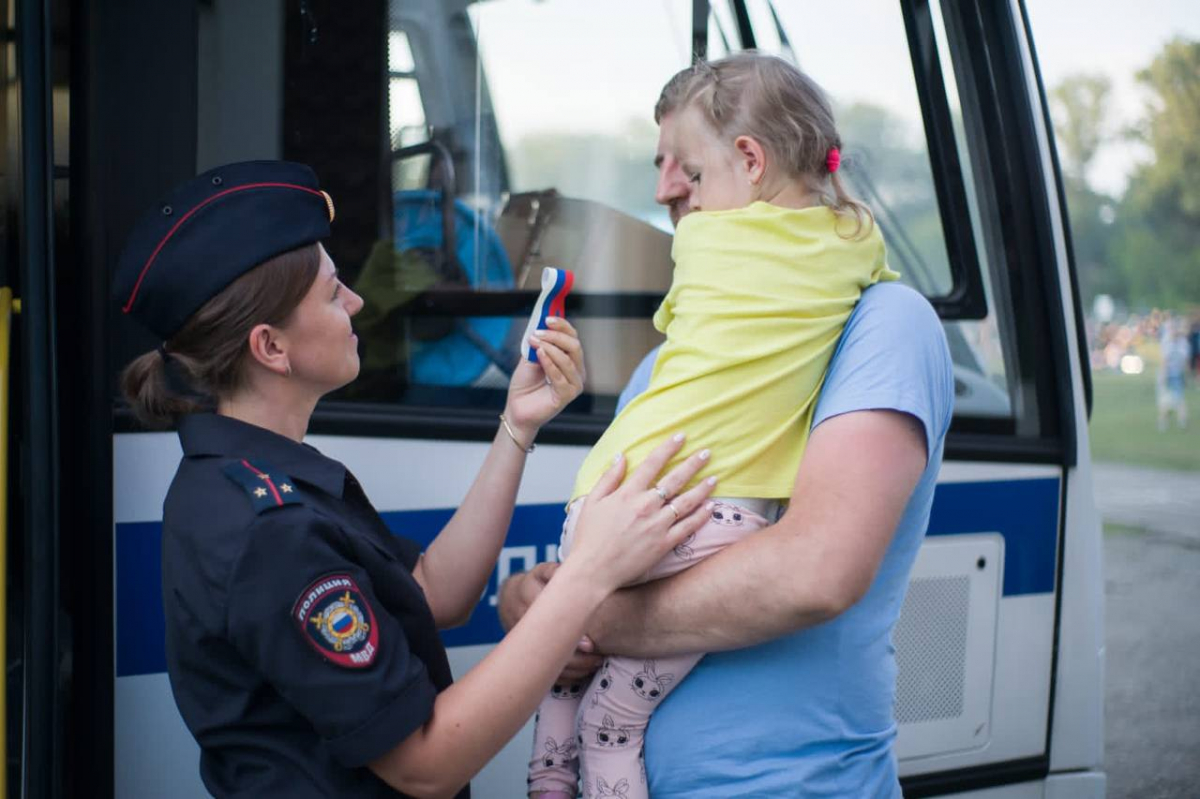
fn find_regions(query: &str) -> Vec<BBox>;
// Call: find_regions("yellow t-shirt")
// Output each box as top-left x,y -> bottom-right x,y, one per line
570,201 -> 899,502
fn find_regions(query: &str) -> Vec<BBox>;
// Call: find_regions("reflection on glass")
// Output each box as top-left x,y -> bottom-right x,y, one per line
469,0 -> 692,230
369,0 -> 1012,421
389,29 -> 416,73
762,0 -> 954,298
927,0 -> 1012,417
761,0 -> 1010,418
364,0 -> 691,406
707,0 -> 736,59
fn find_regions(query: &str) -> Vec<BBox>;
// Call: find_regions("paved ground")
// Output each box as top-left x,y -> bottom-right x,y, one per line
1093,463 -> 1200,799
1093,464 -> 1200,541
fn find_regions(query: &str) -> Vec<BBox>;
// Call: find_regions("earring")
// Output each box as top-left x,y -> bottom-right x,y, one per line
285,363 -> 292,378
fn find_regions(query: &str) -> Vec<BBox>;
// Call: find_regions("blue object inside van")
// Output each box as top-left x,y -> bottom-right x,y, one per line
394,189 -> 514,386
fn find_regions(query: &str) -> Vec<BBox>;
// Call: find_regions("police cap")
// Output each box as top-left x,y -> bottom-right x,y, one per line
115,160 -> 335,340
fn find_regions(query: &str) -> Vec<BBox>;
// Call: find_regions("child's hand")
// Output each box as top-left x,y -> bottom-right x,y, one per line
503,317 -> 586,440
563,434 -> 718,594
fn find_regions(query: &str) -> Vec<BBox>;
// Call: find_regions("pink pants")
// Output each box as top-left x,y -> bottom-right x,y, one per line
528,498 -> 770,798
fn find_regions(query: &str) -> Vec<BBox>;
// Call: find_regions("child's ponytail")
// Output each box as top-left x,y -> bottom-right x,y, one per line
826,148 -> 874,241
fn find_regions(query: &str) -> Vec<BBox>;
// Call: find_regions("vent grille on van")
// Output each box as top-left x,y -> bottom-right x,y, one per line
894,575 -> 970,723
893,534 -> 1002,762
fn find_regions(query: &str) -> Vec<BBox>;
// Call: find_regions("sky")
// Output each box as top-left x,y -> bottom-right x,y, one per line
465,0 -> 1200,198
1025,0 -> 1200,194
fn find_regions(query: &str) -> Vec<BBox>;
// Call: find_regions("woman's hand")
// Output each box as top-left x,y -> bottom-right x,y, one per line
561,434 -> 718,595
503,317 -> 586,442
498,562 -> 605,681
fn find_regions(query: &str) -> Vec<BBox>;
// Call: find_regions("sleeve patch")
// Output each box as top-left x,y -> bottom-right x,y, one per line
221,458 -> 302,514
292,574 -> 380,668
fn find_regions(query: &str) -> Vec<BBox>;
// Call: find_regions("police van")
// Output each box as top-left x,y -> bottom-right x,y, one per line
2,0 -> 1103,796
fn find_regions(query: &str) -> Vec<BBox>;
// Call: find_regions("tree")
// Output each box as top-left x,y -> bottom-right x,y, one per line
1047,73 -> 1122,304
837,102 -> 950,295
1045,73 -> 1127,305
1110,38 -> 1200,310
1129,38 -> 1200,220
1050,73 -> 1113,183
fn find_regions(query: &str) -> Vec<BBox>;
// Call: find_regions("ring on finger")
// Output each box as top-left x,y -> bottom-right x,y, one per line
653,485 -> 669,502
666,502 -> 680,521
545,376 -> 553,386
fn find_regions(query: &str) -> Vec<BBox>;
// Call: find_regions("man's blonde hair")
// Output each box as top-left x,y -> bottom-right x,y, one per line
655,52 -> 873,238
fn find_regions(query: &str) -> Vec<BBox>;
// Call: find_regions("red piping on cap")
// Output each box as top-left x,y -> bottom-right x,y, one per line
121,181 -> 327,314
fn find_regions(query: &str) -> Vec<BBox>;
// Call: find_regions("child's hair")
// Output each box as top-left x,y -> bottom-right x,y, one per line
654,52 -> 873,238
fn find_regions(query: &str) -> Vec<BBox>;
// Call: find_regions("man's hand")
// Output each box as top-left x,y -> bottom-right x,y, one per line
496,562 -> 555,631
586,409 -> 928,658
498,563 -> 603,681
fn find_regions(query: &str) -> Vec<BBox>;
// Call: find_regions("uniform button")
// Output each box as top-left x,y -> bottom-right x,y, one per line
212,176 -> 223,186
162,205 -> 173,216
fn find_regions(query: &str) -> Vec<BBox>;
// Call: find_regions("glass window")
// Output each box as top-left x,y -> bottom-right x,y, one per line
469,0 -> 692,229
389,29 -> 430,191
358,0 -> 1016,426
753,0 -> 1014,421
760,1 -> 954,296
356,0 -> 695,420
925,0 -> 1013,420
112,0 -> 1023,434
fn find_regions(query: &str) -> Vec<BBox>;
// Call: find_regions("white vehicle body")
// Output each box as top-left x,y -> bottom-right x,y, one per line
0,0 -> 1103,796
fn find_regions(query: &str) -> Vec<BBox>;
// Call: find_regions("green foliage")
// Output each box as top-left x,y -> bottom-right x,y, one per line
1062,179 -> 1121,302
1132,38 -> 1200,219
1051,73 -> 1113,180
1109,205 -> 1200,308
838,103 -> 951,296
1055,38 -> 1200,311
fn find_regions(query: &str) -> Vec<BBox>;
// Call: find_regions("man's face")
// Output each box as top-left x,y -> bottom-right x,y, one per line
654,111 -> 695,228
654,106 -> 756,227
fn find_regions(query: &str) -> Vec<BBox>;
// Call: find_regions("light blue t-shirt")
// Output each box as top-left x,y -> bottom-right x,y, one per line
618,282 -> 954,797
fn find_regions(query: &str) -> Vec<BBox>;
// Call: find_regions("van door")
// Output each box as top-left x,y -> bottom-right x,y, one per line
102,1 -> 1102,796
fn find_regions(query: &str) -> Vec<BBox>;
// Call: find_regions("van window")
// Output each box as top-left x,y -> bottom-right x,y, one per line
111,0 -> 1023,436
749,0 -> 1015,422
363,0 -> 1014,429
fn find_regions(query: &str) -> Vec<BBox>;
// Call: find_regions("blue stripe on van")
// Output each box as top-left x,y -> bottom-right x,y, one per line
115,477 -> 1059,678
925,478 -> 1060,597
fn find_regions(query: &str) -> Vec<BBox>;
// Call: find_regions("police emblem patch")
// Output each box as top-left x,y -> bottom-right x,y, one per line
292,574 -> 379,668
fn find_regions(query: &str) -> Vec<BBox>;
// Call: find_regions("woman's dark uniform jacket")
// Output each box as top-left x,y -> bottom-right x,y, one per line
116,161 -> 469,796
163,412 -> 469,798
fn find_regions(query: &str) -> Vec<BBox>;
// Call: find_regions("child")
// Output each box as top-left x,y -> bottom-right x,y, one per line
528,53 -> 899,799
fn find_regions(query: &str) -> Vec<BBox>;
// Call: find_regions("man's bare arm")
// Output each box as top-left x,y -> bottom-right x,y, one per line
585,408 -> 928,657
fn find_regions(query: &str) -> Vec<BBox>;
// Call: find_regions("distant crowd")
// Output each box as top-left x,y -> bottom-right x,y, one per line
1089,309 -> 1199,375
1089,308 -> 1196,431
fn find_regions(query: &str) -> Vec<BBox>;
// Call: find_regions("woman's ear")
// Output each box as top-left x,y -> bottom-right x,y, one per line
246,323 -> 291,378
733,135 -> 767,186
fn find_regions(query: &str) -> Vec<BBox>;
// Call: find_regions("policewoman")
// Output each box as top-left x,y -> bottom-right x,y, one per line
115,161 -> 718,798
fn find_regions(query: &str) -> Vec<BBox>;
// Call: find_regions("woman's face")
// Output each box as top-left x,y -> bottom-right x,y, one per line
281,244 -> 364,393
667,104 -> 759,214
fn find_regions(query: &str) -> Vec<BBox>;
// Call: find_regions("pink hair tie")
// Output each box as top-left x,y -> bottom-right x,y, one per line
826,147 -> 841,174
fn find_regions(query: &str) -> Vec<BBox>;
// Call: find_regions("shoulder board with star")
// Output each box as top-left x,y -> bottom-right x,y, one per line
221,458 -> 302,514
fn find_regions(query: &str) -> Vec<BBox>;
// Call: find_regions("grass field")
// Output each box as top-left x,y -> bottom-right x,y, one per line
1088,369 -> 1199,471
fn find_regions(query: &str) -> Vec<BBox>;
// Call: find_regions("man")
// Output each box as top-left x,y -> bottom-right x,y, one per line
499,91 -> 954,796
